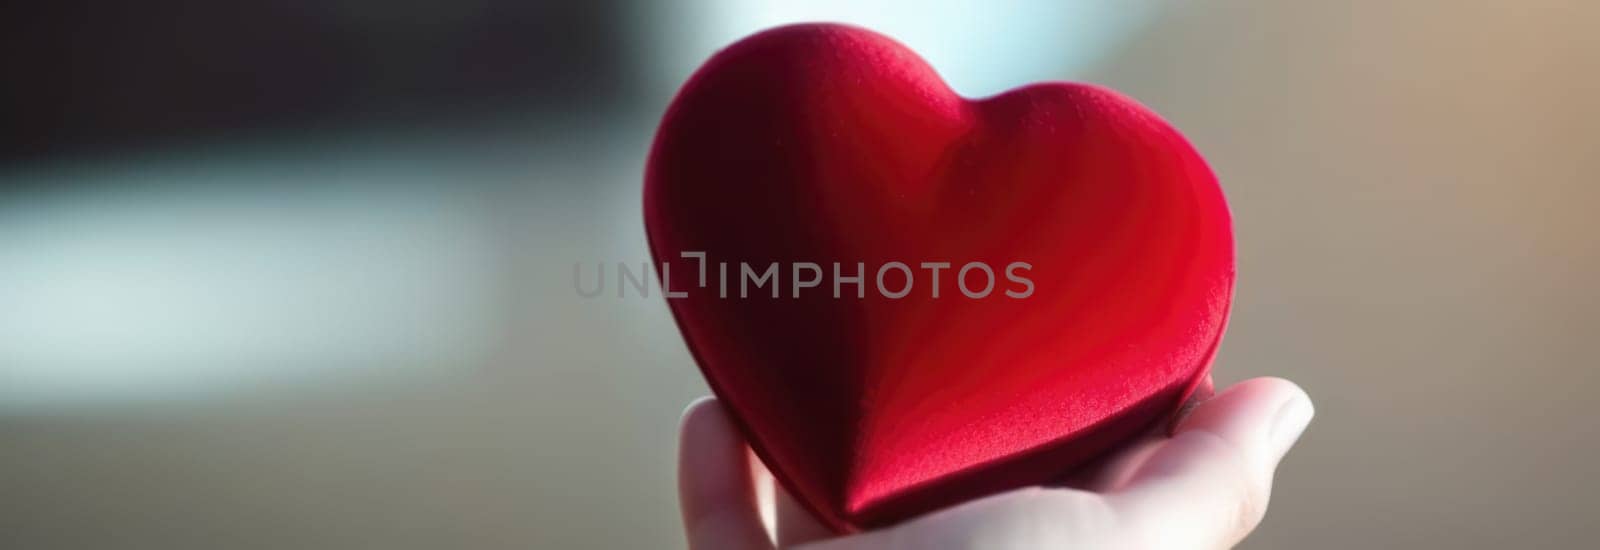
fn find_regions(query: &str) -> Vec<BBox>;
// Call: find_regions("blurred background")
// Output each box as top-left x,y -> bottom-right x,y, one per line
2,1 -> 1595,547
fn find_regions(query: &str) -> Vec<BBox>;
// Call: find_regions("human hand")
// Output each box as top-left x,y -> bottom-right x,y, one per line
678,377 -> 1313,549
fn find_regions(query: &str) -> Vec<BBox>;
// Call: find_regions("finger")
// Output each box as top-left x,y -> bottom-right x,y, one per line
679,397 -> 775,550
1067,374 -> 1217,491
1066,435 -> 1167,492
750,455 -> 779,541
775,477 -> 836,547
1168,374 -> 1217,434
1107,377 -> 1314,549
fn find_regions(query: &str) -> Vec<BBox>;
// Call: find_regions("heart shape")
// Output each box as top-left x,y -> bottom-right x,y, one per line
645,24 -> 1233,531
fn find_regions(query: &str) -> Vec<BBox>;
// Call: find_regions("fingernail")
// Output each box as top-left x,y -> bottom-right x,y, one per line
680,395 -> 717,422
1268,391 -> 1314,461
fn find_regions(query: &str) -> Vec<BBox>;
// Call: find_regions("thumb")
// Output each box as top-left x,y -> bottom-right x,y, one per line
1106,377 -> 1314,549
678,397 -> 775,550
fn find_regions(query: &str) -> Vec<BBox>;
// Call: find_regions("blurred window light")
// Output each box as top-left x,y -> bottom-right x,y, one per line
639,0 -> 1165,98
0,157 -> 499,411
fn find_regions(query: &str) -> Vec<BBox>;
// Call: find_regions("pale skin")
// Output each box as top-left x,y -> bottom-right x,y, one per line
679,377 -> 1314,549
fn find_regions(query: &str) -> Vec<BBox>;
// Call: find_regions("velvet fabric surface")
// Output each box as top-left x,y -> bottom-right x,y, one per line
645,23 -> 1234,531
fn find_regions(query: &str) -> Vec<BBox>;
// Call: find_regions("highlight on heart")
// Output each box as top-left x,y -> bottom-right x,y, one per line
574,251 -> 1033,300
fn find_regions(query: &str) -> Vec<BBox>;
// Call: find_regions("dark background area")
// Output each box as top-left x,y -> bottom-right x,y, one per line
2,1 -> 628,163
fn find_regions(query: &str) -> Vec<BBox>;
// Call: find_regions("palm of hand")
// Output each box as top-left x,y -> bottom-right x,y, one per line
679,377 -> 1312,550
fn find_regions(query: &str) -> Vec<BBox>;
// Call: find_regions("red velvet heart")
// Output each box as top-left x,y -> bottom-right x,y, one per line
645,23 -> 1233,531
